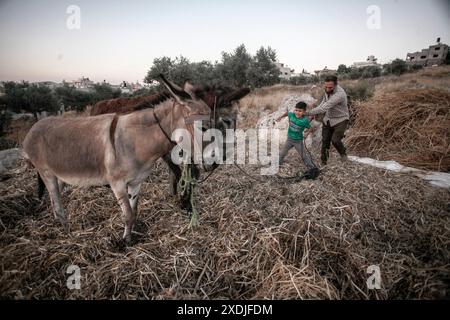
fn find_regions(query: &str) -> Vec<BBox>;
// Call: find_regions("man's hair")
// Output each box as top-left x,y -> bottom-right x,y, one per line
295,101 -> 307,110
324,75 -> 338,84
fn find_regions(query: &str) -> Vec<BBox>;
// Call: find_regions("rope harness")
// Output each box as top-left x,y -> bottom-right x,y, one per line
153,97 -> 218,226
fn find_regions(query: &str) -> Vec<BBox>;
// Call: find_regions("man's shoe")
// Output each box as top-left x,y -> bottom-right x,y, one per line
340,154 -> 348,162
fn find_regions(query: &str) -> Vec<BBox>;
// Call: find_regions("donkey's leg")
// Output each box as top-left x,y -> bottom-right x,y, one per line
127,183 -> 141,218
58,179 -> 65,194
39,172 -> 69,232
110,181 -> 135,243
162,153 -> 181,196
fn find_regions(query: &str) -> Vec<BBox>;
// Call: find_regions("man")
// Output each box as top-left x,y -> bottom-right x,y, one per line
305,75 -> 349,165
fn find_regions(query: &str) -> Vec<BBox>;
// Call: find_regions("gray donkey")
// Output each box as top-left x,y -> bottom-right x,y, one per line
22,75 -> 211,243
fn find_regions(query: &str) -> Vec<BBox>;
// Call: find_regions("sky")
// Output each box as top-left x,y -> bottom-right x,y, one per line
0,0 -> 449,84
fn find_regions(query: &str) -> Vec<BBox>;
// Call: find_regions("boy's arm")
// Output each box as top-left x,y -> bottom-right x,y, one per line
304,127 -> 313,138
276,111 -> 289,122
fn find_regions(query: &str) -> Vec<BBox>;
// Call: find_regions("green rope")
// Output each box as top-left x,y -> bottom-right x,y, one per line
178,162 -> 199,228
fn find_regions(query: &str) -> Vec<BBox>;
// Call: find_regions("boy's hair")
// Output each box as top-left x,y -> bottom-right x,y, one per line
295,101 -> 307,110
324,75 -> 338,84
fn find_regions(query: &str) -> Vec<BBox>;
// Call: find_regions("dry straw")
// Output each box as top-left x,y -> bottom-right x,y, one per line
347,88 -> 450,172
1,155 -> 449,299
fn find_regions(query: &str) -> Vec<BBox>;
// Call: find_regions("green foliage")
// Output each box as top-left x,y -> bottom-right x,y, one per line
445,51 -> 450,65
144,56 -> 174,84
25,84 -> 59,115
2,81 -> 58,115
344,66 -> 381,80
409,64 -> 424,72
91,83 -> 121,102
54,84 -> 93,112
2,81 -> 29,113
145,56 -> 220,88
0,111 -> 12,135
130,86 -> 158,98
246,46 -> 281,88
285,75 -> 319,85
337,64 -> 351,75
342,81 -> 375,104
286,75 -> 309,85
144,44 -> 281,89
361,66 -> 381,79
388,59 -> 408,76
216,44 -> 252,87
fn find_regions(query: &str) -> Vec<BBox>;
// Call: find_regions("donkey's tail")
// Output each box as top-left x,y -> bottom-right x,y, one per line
21,150 -> 45,199
37,173 -> 45,199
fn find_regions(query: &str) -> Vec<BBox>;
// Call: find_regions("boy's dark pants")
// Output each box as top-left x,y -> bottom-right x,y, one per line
279,139 -> 315,169
321,120 -> 348,164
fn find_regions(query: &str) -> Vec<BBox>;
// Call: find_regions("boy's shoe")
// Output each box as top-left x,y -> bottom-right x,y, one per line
340,154 -> 348,162
304,167 -> 320,180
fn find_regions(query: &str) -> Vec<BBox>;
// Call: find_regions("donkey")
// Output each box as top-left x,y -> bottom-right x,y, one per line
22,75 -> 211,243
89,83 -> 251,197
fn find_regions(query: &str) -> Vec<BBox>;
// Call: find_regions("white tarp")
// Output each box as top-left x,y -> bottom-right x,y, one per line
349,156 -> 450,189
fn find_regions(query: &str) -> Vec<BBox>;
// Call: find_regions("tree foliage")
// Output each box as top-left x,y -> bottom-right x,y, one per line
2,81 -> 58,116
247,46 -> 281,88
388,59 -> 408,76
54,84 -> 93,112
337,64 -> 351,75
144,44 -> 281,89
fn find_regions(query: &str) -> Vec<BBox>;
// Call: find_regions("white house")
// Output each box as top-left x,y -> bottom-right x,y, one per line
352,55 -> 381,69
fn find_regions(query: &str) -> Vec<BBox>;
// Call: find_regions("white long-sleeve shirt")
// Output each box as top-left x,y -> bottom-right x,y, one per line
305,85 -> 349,127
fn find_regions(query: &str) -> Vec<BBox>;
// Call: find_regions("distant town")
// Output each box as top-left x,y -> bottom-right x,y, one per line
275,38 -> 449,79
19,78 -> 148,95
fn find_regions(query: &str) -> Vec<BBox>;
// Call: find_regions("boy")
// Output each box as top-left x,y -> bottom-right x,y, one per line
276,101 -> 316,170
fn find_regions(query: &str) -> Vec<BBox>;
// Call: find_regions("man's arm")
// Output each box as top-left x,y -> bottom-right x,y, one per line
305,91 -> 345,116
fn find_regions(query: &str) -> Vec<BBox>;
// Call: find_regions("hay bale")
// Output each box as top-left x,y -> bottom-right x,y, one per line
347,89 -> 450,172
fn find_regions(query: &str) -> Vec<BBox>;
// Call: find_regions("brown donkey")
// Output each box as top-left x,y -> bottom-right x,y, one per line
22,75 -> 211,243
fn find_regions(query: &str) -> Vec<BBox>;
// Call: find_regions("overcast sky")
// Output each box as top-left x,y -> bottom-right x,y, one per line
0,0 -> 449,84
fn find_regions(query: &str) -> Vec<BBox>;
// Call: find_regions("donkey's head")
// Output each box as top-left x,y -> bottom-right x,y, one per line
159,75 -> 212,166
194,85 -> 251,132
159,74 -> 211,133
192,85 -> 251,170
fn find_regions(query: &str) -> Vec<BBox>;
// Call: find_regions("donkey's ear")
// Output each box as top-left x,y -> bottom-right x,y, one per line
183,80 -> 197,99
159,74 -> 192,103
224,88 -> 251,104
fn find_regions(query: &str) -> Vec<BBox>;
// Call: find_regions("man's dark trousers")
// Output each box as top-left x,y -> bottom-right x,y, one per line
321,120 -> 348,164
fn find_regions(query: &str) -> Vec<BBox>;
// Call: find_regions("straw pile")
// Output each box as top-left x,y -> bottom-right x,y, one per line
346,89 -> 450,172
1,154 -> 449,299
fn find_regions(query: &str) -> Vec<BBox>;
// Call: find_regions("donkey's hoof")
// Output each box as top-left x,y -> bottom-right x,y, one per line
123,235 -> 133,246
61,222 -> 70,234
179,200 -> 192,212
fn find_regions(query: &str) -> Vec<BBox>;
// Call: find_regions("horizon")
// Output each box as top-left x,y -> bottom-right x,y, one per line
0,0 -> 449,84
